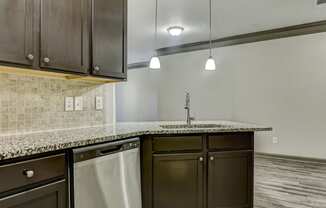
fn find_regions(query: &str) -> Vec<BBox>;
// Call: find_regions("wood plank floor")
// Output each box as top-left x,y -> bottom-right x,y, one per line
255,153 -> 326,208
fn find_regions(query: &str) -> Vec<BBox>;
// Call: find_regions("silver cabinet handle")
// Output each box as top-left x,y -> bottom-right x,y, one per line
199,157 -> 204,162
210,156 -> 214,161
23,170 -> 35,178
94,65 -> 100,72
26,54 -> 34,61
43,57 -> 50,63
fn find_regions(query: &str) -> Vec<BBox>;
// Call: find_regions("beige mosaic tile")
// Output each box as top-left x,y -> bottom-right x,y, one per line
0,73 -> 107,134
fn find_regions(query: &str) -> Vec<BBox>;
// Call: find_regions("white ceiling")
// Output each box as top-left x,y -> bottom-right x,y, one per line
128,0 -> 326,63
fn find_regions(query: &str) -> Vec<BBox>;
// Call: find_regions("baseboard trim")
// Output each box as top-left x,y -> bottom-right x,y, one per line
255,152 -> 326,164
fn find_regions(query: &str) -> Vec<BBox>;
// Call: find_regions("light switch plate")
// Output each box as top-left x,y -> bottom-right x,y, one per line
65,97 -> 74,111
75,96 -> 83,111
272,137 -> 279,144
95,96 -> 104,110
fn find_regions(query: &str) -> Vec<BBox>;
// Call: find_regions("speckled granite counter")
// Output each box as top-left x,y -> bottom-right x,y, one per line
0,121 -> 272,161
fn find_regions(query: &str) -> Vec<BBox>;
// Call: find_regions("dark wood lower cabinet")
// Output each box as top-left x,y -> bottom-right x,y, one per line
142,133 -> 254,208
153,153 -> 204,208
208,151 -> 253,208
0,180 -> 66,208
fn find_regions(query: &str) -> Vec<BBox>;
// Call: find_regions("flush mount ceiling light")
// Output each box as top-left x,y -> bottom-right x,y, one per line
205,0 -> 216,71
167,26 -> 184,36
149,0 -> 161,70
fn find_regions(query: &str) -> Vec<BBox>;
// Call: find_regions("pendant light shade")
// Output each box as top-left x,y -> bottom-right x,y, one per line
205,56 -> 216,71
205,0 -> 216,71
150,0 -> 161,69
149,56 -> 161,69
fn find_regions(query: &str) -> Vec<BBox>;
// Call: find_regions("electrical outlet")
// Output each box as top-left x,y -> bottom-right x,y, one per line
95,96 -> 104,110
272,137 -> 279,144
65,97 -> 74,111
75,96 -> 83,111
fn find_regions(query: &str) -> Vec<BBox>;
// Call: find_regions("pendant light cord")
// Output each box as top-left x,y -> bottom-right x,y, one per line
154,0 -> 158,51
209,0 -> 212,56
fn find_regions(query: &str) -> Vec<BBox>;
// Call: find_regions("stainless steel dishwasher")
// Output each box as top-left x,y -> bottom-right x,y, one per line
72,138 -> 142,208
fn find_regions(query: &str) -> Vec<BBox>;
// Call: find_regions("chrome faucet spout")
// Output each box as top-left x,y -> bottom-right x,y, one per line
184,92 -> 194,125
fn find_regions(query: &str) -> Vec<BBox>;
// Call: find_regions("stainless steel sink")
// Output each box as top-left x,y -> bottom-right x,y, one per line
160,124 -> 230,129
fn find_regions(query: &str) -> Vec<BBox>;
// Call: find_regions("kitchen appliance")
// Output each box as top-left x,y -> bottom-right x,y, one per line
72,138 -> 141,208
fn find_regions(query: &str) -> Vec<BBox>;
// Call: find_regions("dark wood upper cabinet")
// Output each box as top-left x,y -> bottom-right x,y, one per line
208,150 -> 253,208
0,0 -> 36,67
153,153 -> 204,208
0,180 -> 66,208
0,0 -> 126,80
40,0 -> 89,74
91,0 -> 127,79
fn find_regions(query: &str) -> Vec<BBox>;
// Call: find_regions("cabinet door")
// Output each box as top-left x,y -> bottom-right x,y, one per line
40,0 -> 89,73
208,151 -> 253,208
0,0 -> 36,66
0,180 -> 67,208
91,0 -> 127,79
153,153 -> 204,208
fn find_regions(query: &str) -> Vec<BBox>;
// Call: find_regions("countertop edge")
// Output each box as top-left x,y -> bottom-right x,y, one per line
0,123 -> 272,161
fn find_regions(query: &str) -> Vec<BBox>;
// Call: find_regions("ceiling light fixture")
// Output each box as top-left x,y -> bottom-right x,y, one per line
149,0 -> 161,69
167,26 -> 184,36
205,0 -> 216,71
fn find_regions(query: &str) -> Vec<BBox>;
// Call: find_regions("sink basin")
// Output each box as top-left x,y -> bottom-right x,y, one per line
160,124 -> 230,129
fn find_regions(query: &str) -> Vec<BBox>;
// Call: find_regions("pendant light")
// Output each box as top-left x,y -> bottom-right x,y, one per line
149,0 -> 161,69
205,0 -> 216,71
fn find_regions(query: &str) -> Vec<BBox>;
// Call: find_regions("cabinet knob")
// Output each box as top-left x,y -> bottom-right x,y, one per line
23,170 -> 35,178
210,156 -> 214,161
94,66 -> 100,72
43,57 -> 50,63
199,157 -> 204,162
26,54 -> 34,61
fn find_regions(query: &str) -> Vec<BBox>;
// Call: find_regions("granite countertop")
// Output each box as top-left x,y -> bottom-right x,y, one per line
0,121 -> 272,161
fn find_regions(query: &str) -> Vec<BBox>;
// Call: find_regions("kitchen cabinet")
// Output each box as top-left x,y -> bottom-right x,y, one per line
153,153 -> 204,208
40,0 -> 89,74
141,133 -> 254,208
91,0 -> 127,79
208,151 -> 253,208
0,0 -> 36,67
0,180 -> 67,208
0,154 -> 68,208
0,0 -> 126,80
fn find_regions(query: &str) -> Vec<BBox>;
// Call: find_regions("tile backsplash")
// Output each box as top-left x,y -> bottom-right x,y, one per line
0,73 -> 110,135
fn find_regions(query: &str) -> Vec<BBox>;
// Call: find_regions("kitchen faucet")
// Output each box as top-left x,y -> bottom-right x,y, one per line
185,92 -> 195,125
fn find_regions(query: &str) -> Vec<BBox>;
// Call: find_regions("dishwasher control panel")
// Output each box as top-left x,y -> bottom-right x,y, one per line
122,141 -> 139,150
73,138 -> 140,162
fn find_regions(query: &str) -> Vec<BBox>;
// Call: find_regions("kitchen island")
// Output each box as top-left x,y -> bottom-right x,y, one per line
0,121 -> 271,208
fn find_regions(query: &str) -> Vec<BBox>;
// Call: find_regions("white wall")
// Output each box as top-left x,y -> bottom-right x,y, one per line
231,32 -> 326,159
116,68 -> 160,121
117,32 -> 326,159
157,51 -> 234,121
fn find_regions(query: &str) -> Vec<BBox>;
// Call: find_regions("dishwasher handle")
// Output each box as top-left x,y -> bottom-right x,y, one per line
96,144 -> 123,156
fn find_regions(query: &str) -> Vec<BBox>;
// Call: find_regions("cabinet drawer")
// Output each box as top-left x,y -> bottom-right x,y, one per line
153,136 -> 203,152
0,154 -> 66,194
0,180 -> 67,208
208,133 -> 253,150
